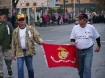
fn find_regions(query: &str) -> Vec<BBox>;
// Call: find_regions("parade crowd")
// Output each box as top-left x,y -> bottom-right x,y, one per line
4,11 -> 105,28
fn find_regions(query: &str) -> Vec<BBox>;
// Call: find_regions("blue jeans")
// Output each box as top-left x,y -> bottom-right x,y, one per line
77,47 -> 93,78
17,52 -> 34,78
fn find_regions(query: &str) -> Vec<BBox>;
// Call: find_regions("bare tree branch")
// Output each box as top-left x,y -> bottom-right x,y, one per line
12,0 -> 19,8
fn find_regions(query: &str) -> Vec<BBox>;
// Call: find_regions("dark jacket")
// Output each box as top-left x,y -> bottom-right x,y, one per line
0,21 -> 13,49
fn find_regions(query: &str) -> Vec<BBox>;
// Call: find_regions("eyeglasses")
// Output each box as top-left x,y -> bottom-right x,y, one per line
18,18 -> 25,21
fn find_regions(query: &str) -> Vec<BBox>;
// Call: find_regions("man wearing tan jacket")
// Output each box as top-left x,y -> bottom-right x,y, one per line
11,13 -> 44,78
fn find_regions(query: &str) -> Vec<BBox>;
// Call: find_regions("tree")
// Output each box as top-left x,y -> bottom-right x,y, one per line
12,0 -> 19,28
57,8 -> 64,14
95,0 -> 105,11
12,0 -> 19,8
48,8 -> 56,14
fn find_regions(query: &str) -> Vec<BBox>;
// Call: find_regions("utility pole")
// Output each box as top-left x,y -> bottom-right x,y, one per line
64,0 -> 68,13
71,0 -> 73,22
47,0 -> 49,13
78,0 -> 80,13
73,0 -> 75,15
63,0 -> 66,13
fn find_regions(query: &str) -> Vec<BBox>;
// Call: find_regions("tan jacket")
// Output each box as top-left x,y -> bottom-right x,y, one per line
12,25 -> 42,57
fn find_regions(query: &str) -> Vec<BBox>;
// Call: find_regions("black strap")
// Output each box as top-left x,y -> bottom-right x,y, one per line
96,37 -> 101,47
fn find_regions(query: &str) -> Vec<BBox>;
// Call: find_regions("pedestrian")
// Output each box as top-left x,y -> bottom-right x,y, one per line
11,13 -> 44,78
0,10 -> 13,78
70,13 -> 101,78
11,13 -> 16,28
39,16 -> 43,27
7,13 -> 12,24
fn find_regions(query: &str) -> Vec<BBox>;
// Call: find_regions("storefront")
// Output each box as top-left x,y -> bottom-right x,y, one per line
0,0 -> 12,15
17,0 -> 48,24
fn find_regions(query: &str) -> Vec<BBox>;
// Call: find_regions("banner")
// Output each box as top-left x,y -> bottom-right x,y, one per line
42,43 -> 78,68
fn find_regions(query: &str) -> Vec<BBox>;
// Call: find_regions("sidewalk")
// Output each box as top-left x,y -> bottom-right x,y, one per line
35,23 -> 75,27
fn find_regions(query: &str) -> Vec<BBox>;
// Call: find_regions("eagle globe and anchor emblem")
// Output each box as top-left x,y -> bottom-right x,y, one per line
50,46 -> 76,63
58,47 -> 69,60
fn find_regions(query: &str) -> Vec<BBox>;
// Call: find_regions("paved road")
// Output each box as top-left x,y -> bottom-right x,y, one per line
4,23 -> 105,78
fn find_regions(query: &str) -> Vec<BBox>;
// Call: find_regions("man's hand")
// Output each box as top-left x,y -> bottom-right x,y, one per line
95,46 -> 100,52
12,56 -> 16,60
40,41 -> 44,45
70,42 -> 76,46
39,38 -> 44,45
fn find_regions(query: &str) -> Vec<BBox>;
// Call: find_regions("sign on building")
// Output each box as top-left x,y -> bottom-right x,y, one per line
49,0 -> 60,7
0,0 -> 12,9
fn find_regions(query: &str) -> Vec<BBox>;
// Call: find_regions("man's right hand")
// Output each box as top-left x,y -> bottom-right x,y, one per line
70,42 -> 76,46
12,56 -> 16,60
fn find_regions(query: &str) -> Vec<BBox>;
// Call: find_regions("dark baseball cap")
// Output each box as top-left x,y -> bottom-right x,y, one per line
79,13 -> 88,20
0,9 -> 3,15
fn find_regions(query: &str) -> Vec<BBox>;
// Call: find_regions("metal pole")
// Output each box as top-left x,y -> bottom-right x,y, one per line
73,0 -> 75,15
41,3 -> 43,16
71,0 -> 73,21
78,0 -> 80,13
64,0 -> 65,13
47,0 -> 49,13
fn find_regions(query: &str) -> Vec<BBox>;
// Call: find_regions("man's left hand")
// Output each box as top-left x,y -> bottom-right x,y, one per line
95,46 -> 100,52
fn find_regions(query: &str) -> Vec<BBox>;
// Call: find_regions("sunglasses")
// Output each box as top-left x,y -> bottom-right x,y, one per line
18,18 -> 25,21
0,14 -> 3,16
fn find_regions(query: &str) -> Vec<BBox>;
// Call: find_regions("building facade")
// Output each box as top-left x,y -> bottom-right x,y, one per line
59,0 -> 95,12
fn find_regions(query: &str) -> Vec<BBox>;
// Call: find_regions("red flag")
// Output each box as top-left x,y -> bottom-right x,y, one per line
42,43 -> 78,68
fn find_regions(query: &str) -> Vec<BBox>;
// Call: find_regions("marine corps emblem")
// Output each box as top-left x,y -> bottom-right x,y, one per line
58,46 -> 69,60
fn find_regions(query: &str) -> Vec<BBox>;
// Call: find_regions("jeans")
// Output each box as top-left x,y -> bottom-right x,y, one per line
77,47 -> 93,78
17,51 -> 34,78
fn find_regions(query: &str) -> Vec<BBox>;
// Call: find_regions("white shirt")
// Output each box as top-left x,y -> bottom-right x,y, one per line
19,28 -> 26,49
70,24 -> 99,49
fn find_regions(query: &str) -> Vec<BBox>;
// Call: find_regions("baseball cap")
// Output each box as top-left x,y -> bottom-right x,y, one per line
0,9 -> 3,15
17,13 -> 25,20
79,13 -> 88,20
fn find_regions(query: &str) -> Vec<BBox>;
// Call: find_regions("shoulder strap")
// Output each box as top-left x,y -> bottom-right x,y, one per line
4,21 -> 11,35
5,21 -> 13,36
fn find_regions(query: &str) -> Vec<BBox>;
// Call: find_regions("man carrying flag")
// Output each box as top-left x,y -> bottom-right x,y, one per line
70,13 -> 101,78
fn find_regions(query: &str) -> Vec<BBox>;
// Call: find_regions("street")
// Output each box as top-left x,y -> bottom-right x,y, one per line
4,23 -> 105,78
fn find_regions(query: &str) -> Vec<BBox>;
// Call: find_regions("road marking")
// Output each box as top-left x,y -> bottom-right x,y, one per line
50,28 -> 64,31
101,41 -> 105,42
50,27 -> 69,31
44,40 -> 54,41
34,40 -> 54,44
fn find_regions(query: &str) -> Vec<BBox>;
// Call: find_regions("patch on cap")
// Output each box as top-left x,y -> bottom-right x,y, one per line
17,14 -> 25,20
